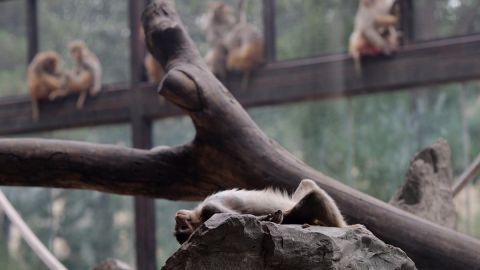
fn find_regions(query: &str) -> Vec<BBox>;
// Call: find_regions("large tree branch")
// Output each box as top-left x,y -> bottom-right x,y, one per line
0,139 -> 203,198
0,1 -> 479,269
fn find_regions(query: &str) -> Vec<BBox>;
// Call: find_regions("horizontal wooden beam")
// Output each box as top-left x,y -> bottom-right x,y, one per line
1,35 -> 480,135
0,84 -> 182,135
234,34 -> 480,107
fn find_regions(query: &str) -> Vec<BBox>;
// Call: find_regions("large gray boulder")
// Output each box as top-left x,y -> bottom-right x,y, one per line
163,214 -> 416,270
390,139 -> 457,228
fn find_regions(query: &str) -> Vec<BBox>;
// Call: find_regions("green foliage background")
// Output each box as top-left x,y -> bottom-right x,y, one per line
0,0 -> 479,269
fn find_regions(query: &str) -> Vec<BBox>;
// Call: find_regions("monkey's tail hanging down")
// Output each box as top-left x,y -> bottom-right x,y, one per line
86,55 -> 103,96
348,31 -> 363,76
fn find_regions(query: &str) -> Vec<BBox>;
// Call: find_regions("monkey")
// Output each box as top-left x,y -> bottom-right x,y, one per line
223,21 -> 265,89
349,0 -> 400,74
66,40 -> 103,109
144,53 -> 169,105
174,179 -> 347,244
141,24 -> 165,84
144,53 -> 165,83
199,0 -> 264,87
198,1 -> 238,47
198,1 -> 238,81
27,51 -> 67,121
205,44 -> 229,81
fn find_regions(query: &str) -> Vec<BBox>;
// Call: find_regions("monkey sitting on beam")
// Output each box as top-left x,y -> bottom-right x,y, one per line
198,0 -> 264,86
174,179 -> 347,244
349,0 -> 400,74
27,51 -> 68,121
66,40 -> 103,109
144,53 -> 165,83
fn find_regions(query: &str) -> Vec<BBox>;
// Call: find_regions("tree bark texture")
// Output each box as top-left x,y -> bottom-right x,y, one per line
390,139 -> 457,229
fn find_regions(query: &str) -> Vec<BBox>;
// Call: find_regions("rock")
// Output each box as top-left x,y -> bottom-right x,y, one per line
390,139 -> 457,228
163,214 -> 416,270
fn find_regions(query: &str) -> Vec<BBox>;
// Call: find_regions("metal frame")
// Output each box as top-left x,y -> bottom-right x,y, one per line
1,0 -> 479,268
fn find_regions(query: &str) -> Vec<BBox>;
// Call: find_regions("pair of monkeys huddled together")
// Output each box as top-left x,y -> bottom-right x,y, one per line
144,0 -> 265,87
27,40 -> 102,121
199,0 -> 264,87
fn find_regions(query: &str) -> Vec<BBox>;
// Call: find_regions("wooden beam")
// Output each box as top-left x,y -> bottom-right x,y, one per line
25,0 -> 39,63
129,0 -> 145,86
399,0 -> 415,45
0,85 -> 135,135
132,117 -> 157,270
262,0 -> 276,62
133,196 -> 156,270
1,35 -> 480,136
129,0 -> 157,269
233,34 -> 480,107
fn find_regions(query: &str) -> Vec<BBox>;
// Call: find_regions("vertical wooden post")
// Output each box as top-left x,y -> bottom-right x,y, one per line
129,0 -> 146,85
132,120 -> 157,270
26,0 -> 39,63
262,0 -> 276,62
129,0 -> 157,270
399,0 -> 415,45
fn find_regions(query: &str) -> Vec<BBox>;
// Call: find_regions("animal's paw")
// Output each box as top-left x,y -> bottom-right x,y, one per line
258,210 -> 284,224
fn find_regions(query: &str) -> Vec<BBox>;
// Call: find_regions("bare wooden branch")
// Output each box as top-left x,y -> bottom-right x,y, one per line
0,1 -> 479,269
453,153 -> 480,196
0,139 -> 203,198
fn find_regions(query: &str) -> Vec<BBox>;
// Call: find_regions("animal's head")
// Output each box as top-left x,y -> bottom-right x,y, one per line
197,1 -> 236,33
68,40 -> 88,61
174,209 -> 201,244
35,51 -> 61,73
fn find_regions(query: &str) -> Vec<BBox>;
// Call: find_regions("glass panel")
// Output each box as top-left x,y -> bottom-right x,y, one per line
153,117 -> 196,266
414,0 -> 480,41
0,125 -> 135,269
275,0 -> 357,60
0,0 -> 27,97
38,0 -> 130,84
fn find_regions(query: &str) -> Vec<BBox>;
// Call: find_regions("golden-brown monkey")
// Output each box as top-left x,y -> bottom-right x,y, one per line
205,44 -> 228,81
198,1 -> 238,47
199,0 -> 264,87
174,179 -> 346,244
224,21 -> 265,88
27,51 -> 67,121
349,0 -> 399,74
144,53 -> 165,83
198,1 -> 238,81
66,40 -> 102,109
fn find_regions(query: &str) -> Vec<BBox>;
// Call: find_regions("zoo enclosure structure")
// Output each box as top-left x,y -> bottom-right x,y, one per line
1,0 -> 480,269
